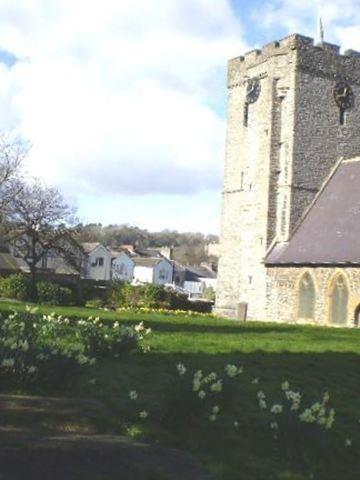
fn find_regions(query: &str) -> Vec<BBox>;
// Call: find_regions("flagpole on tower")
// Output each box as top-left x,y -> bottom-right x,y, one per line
319,17 -> 324,44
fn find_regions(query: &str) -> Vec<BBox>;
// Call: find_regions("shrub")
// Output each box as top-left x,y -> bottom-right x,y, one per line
108,283 -> 162,309
108,282 -> 212,313
80,280 -> 110,305
187,300 -> 213,313
202,286 -> 216,302
140,284 -> 169,308
108,281 -> 127,307
0,274 -> 30,301
37,281 -> 73,306
85,298 -> 104,309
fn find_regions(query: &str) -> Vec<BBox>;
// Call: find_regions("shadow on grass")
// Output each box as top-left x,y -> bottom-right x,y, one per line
0,349 -> 359,480
91,349 -> 360,480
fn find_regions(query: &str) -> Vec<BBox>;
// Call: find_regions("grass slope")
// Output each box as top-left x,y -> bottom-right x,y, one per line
0,300 -> 359,480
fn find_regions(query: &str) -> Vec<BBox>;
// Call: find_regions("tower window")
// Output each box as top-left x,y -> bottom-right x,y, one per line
243,102 -> 249,127
340,107 -> 346,126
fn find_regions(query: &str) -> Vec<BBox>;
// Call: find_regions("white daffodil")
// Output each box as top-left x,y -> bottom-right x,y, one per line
129,390 -> 138,400
270,404 -> 283,415
193,379 -> 201,392
225,364 -> 238,378
299,409 -> 315,424
198,390 -> 206,399
259,399 -> 267,409
281,380 -> 290,391
176,363 -> 186,376
210,380 -> 223,393
1,358 -> 15,368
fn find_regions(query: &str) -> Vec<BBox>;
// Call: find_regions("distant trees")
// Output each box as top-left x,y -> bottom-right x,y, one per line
76,224 -> 219,266
3,180 -> 81,300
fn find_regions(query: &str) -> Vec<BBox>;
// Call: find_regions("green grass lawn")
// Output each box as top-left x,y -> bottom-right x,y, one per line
0,299 -> 359,480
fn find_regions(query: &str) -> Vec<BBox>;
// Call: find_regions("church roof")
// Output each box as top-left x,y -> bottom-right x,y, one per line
266,158 -> 360,266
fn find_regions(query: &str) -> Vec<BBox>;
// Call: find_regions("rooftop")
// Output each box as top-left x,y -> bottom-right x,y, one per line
81,242 -> 102,254
266,158 -> 360,266
133,257 -> 163,268
0,252 -> 19,272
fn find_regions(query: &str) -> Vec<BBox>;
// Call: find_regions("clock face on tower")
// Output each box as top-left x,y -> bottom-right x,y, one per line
246,78 -> 261,104
333,82 -> 354,109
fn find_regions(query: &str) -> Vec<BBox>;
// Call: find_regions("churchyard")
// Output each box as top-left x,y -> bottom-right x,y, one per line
0,300 -> 359,480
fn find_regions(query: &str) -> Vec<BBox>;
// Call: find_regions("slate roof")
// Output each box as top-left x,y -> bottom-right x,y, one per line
0,251 -> 19,272
266,158 -> 360,266
81,242 -> 102,254
133,257 -> 163,268
185,266 -> 217,281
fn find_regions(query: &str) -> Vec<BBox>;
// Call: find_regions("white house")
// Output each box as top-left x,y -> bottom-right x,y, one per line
82,243 -> 112,281
111,251 -> 134,282
183,265 -> 217,299
133,257 -> 173,285
8,240 -> 83,276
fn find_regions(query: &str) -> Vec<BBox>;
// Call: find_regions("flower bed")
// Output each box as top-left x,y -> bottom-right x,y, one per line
116,306 -> 217,318
0,307 -> 151,389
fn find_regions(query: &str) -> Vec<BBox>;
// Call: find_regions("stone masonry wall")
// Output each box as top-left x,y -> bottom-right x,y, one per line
216,35 -> 299,319
266,266 -> 360,327
215,34 -> 360,324
290,44 -> 360,231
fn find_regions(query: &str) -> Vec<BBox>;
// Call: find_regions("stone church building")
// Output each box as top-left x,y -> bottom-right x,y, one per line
215,33 -> 360,327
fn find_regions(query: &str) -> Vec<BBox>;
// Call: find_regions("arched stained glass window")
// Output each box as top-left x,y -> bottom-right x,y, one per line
330,275 -> 348,325
298,272 -> 315,319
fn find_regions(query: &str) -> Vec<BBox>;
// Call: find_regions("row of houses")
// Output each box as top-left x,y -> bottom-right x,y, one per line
0,242 -> 217,299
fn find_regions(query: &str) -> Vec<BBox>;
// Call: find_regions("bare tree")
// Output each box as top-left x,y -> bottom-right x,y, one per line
0,135 -> 27,213
3,179 -> 82,300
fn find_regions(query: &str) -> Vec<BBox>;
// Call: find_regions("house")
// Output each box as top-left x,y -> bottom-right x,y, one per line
173,261 -> 186,287
184,264 -> 217,299
133,257 -> 173,285
0,244 -> 19,276
111,251 -> 134,282
7,239 -> 83,277
82,243 -> 112,281
215,33 -> 360,327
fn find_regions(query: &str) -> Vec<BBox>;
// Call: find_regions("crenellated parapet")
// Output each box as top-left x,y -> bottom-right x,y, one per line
228,33 -> 360,88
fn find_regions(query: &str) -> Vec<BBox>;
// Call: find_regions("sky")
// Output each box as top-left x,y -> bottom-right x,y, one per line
0,0 -> 359,234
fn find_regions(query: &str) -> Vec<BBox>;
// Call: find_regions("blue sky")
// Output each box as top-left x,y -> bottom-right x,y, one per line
0,0 -> 359,233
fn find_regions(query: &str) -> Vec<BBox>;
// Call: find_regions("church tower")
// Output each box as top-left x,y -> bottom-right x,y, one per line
215,33 -> 360,320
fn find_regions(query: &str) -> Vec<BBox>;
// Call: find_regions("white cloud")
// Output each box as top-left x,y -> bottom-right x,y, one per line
259,0 -> 360,50
0,0 -> 246,205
